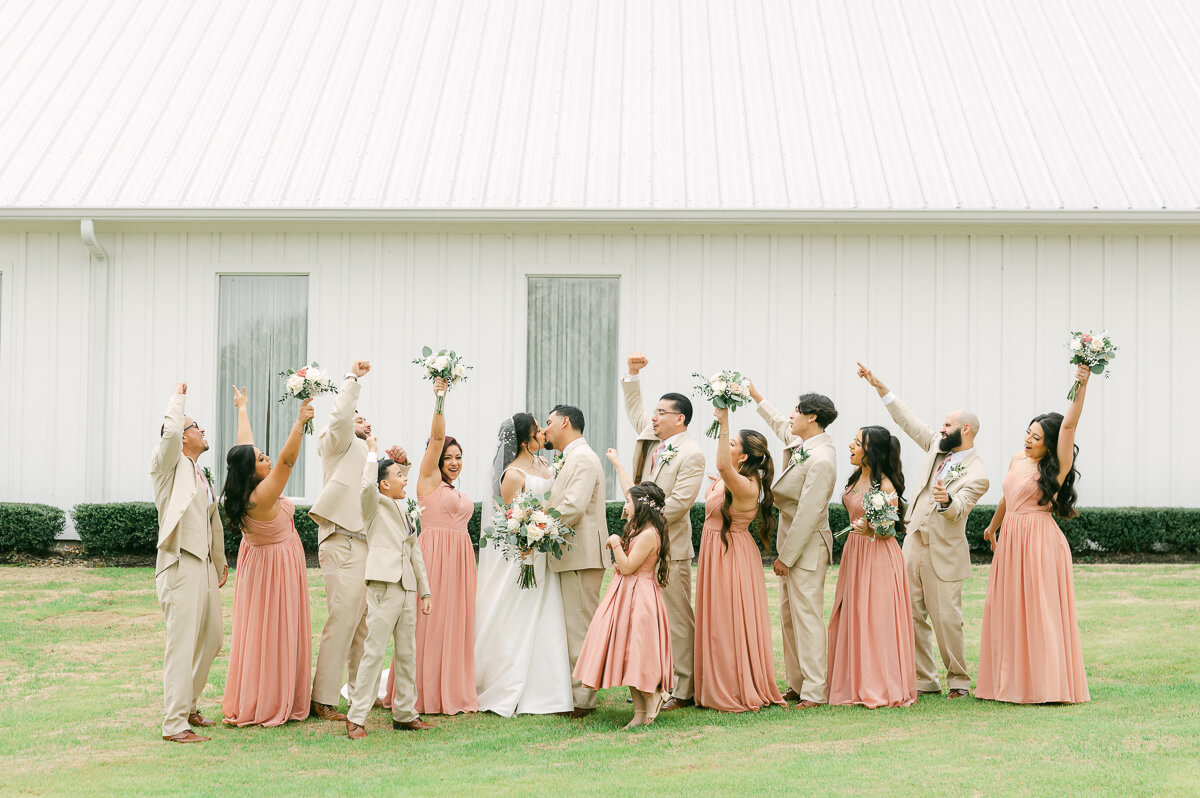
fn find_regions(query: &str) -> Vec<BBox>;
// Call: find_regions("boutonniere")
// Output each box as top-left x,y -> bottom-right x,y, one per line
943,463 -> 966,485
202,466 -> 215,491
552,453 -> 565,475
659,443 -> 679,466
406,499 -> 423,534
790,448 -> 810,468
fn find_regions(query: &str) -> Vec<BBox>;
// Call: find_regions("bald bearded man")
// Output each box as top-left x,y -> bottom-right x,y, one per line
857,363 -> 989,699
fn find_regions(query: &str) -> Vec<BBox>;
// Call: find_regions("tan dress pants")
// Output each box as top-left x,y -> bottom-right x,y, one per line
312,533 -> 369,706
156,551 -> 221,736
779,544 -> 830,703
348,581 -> 418,725
905,534 -> 970,692
662,558 -> 696,700
558,568 -> 604,709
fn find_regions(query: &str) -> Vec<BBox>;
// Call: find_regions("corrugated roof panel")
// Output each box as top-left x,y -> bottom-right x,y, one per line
1,0 -> 1197,211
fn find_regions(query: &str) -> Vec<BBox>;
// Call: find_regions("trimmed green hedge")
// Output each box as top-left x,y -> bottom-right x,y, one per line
57,500 -> 1200,559
0,503 -> 66,554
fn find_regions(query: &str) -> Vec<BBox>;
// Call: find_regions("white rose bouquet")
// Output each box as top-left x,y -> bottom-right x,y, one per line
1067,330 -> 1117,400
413,346 -> 472,413
692,369 -> 753,439
277,362 -> 338,434
835,486 -> 900,539
481,491 -> 573,589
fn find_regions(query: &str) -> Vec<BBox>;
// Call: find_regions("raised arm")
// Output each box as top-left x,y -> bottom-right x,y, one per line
360,437 -> 380,525
152,383 -> 187,474
713,407 -> 758,504
605,449 -> 636,497
620,353 -> 653,434
1057,364 -> 1090,483
232,385 -> 254,445
321,361 -> 369,456
417,378 -> 449,498
858,362 -> 936,451
751,384 -> 800,448
251,399 -> 314,508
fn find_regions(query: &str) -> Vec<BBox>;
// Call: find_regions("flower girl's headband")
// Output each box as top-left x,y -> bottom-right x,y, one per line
634,495 -> 664,512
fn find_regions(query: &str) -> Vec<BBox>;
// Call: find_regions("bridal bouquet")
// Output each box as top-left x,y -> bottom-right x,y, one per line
413,347 -> 472,413
692,369 -> 753,438
482,492 -> 572,589
835,486 -> 900,539
1067,331 -> 1117,400
278,362 -> 338,434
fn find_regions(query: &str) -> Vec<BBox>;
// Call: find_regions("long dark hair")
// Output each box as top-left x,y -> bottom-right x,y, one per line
512,413 -> 538,453
623,483 -> 670,587
844,425 -> 908,536
222,444 -> 262,534
721,430 -> 777,550
1029,412 -> 1079,518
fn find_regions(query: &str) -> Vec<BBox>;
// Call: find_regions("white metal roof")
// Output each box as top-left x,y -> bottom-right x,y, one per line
1,0 -> 1198,214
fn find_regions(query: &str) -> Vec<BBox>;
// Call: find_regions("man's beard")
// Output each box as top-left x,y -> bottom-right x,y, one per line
939,428 -> 963,452
356,429 -> 368,440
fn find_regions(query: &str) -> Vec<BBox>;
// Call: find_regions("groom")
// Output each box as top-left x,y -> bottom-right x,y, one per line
857,362 -> 989,699
621,352 -> 705,709
543,404 -> 608,718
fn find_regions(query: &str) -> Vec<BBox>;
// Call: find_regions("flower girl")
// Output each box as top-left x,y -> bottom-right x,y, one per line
572,480 -> 674,729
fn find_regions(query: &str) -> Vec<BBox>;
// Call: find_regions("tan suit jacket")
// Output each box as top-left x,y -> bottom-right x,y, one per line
548,439 -> 608,573
757,401 -> 836,570
621,379 -> 705,561
885,396 -> 989,582
310,377 -> 370,541
359,461 -> 431,594
150,394 -> 226,576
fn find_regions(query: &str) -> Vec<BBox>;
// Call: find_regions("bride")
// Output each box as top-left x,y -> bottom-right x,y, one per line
474,413 -> 574,716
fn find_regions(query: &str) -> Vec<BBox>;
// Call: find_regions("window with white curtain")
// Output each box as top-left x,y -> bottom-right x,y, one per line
216,275 -> 309,497
526,276 -> 620,498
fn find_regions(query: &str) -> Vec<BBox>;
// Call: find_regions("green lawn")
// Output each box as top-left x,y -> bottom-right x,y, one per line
0,564 -> 1197,796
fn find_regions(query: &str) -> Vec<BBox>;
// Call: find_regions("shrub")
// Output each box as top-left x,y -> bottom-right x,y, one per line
73,502 -> 159,556
0,503 -> 66,554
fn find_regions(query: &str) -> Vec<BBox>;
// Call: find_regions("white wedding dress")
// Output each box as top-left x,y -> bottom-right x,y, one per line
473,468 -> 574,716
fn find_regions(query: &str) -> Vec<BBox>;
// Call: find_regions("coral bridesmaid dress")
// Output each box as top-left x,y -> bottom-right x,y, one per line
386,480 -> 478,714
573,529 -> 675,695
826,487 -> 917,708
976,463 -> 1090,704
693,480 -> 785,712
222,498 -> 312,726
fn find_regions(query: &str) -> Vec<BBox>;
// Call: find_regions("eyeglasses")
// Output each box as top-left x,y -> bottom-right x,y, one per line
183,422 -> 199,433
651,410 -> 683,418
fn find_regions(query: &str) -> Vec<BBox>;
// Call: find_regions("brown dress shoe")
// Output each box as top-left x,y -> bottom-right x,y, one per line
661,697 -> 694,711
918,690 -> 942,696
346,721 -> 367,739
793,700 -> 823,709
393,718 -> 435,730
187,712 -> 215,728
374,699 -> 385,709
310,702 -> 348,721
947,689 -> 970,699
163,729 -> 210,743
782,689 -> 801,702
568,707 -> 596,719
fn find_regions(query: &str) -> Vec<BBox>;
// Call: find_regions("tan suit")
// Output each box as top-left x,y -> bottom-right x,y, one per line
347,461 -> 431,725
621,377 -> 705,699
310,377 -> 372,706
757,400 -> 836,703
547,438 -> 607,708
885,395 -> 989,692
150,393 -> 226,736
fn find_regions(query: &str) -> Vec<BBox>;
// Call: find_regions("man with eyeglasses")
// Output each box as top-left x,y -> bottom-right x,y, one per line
150,382 -> 228,743
619,352 -> 706,710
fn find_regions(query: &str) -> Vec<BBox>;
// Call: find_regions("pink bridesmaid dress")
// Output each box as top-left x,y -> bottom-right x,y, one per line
693,480 -> 785,712
386,480 -> 478,714
573,529 -> 675,695
826,487 -> 917,708
222,498 -> 312,726
976,463 -> 1090,704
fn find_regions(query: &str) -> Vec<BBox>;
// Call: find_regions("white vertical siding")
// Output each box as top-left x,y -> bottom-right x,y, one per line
0,225 -> 1195,522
